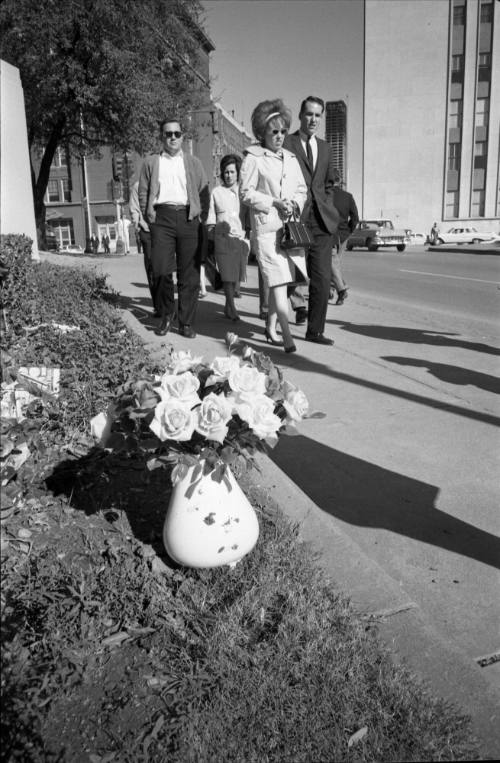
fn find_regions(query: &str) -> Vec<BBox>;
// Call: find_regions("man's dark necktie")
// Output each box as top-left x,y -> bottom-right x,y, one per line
306,137 -> 314,170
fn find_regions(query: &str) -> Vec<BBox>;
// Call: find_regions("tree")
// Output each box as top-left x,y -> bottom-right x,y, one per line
0,0 -> 208,245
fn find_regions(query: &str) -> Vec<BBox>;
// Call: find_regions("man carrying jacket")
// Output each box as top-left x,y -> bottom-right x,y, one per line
331,170 -> 359,305
139,117 -> 209,337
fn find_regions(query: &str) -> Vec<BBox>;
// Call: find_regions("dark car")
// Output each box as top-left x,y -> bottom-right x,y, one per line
346,219 -> 407,252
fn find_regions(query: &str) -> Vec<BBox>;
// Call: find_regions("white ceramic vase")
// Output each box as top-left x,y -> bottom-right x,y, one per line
163,462 -> 260,568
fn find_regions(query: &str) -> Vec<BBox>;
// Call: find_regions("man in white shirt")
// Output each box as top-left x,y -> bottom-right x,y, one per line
139,117 -> 209,337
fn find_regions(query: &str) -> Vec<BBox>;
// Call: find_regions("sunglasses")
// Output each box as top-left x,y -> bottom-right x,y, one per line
271,129 -> 288,135
163,131 -> 182,138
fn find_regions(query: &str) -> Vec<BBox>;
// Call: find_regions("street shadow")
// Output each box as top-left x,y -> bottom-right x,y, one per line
428,245 -> 500,255
329,320 -> 500,357
382,356 -> 500,394
270,435 -> 500,570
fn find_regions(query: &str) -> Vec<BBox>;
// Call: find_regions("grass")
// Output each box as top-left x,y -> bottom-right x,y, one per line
0,235 -> 479,761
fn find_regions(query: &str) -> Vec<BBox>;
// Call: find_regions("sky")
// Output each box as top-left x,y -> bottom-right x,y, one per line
202,0 -> 365,137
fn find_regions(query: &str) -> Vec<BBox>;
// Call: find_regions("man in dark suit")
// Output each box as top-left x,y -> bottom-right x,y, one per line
284,96 -> 339,345
331,170 -> 359,305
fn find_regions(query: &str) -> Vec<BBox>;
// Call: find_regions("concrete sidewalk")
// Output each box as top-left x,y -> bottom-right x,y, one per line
41,249 -> 500,757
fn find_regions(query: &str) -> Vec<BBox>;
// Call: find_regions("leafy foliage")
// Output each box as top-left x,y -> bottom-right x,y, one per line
0,0 -> 208,233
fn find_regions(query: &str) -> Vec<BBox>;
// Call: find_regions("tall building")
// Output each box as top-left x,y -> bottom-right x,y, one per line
359,0 -> 499,232
325,100 -> 347,182
190,103 -> 253,188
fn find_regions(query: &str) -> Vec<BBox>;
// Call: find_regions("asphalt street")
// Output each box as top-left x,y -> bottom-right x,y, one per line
41,243 -> 500,753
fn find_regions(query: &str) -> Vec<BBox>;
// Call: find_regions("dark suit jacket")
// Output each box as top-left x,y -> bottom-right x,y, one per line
333,187 -> 359,243
283,131 -> 339,235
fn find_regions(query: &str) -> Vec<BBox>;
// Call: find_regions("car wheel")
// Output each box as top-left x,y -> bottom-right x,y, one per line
435,238 -> 444,246
396,244 -> 406,252
472,238 -> 481,244
367,239 -> 378,252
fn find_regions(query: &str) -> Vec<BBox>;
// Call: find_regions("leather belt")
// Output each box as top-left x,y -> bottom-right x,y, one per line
155,203 -> 188,211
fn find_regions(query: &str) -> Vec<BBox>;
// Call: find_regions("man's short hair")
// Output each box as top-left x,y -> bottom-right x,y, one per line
159,117 -> 183,134
299,96 -> 325,115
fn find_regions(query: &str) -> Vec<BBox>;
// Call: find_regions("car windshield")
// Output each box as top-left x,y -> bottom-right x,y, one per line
363,220 -> 395,230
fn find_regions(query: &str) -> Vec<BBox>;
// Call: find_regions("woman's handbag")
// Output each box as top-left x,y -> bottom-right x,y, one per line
280,213 -> 313,250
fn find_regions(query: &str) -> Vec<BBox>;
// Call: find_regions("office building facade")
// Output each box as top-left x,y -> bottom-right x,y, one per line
342,0 -> 499,234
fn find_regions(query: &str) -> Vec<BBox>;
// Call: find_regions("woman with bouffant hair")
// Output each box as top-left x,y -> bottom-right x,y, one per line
240,99 -> 307,353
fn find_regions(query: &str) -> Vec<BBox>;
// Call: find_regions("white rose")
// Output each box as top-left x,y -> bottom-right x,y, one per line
158,371 -> 200,407
205,356 -> 241,387
166,350 -> 203,374
233,394 -> 281,440
149,399 -> 196,442
90,408 -> 114,446
228,365 -> 267,398
283,388 -> 309,421
195,392 -> 233,444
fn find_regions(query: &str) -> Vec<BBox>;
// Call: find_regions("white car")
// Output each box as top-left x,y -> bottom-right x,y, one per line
60,244 -> 85,254
407,232 -> 428,245
434,227 -> 499,245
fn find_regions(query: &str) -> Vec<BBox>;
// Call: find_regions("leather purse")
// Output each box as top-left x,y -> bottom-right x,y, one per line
280,212 -> 313,250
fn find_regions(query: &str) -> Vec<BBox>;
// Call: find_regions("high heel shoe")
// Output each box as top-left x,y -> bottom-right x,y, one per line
264,328 -> 283,346
284,343 -> 297,354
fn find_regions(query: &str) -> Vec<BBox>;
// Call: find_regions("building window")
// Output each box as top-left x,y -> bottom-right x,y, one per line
47,179 -> 60,203
474,141 -> 488,169
61,178 -> 71,202
445,191 -> 459,218
47,219 -> 74,247
480,2 -> 493,23
471,190 -> 485,216
448,143 -> 461,170
51,147 -> 67,169
451,54 -> 464,82
449,100 -> 463,128
476,98 -> 490,127
453,3 -> 466,25
478,52 -> 491,80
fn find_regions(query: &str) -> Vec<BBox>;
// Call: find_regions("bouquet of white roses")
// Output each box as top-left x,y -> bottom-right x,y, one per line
91,333 -> 323,485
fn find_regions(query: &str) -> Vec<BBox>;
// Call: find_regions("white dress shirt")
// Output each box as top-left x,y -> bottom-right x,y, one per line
155,152 -> 188,205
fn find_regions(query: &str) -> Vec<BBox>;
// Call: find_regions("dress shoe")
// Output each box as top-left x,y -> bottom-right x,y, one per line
284,343 -> 297,354
264,328 -> 283,346
295,307 -> 307,325
305,332 -> 334,346
155,314 -> 174,336
180,325 -> 196,339
336,288 -> 348,306
329,288 -> 335,300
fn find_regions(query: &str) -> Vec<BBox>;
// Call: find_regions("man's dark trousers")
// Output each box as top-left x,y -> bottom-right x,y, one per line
139,229 -> 156,311
306,203 -> 334,335
150,205 -> 202,328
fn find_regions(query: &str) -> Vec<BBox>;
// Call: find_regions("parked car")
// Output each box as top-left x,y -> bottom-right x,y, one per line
407,232 -> 428,245
346,219 -> 407,252
433,227 -> 499,245
60,244 -> 84,254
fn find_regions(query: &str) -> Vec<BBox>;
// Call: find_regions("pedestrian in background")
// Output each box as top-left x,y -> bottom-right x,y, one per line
284,95 -> 340,345
331,170 -> 359,305
430,222 -> 439,245
206,154 -> 250,322
139,116 -> 209,338
91,234 -> 99,255
129,179 -> 157,316
101,233 -> 110,254
240,98 -> 308,354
